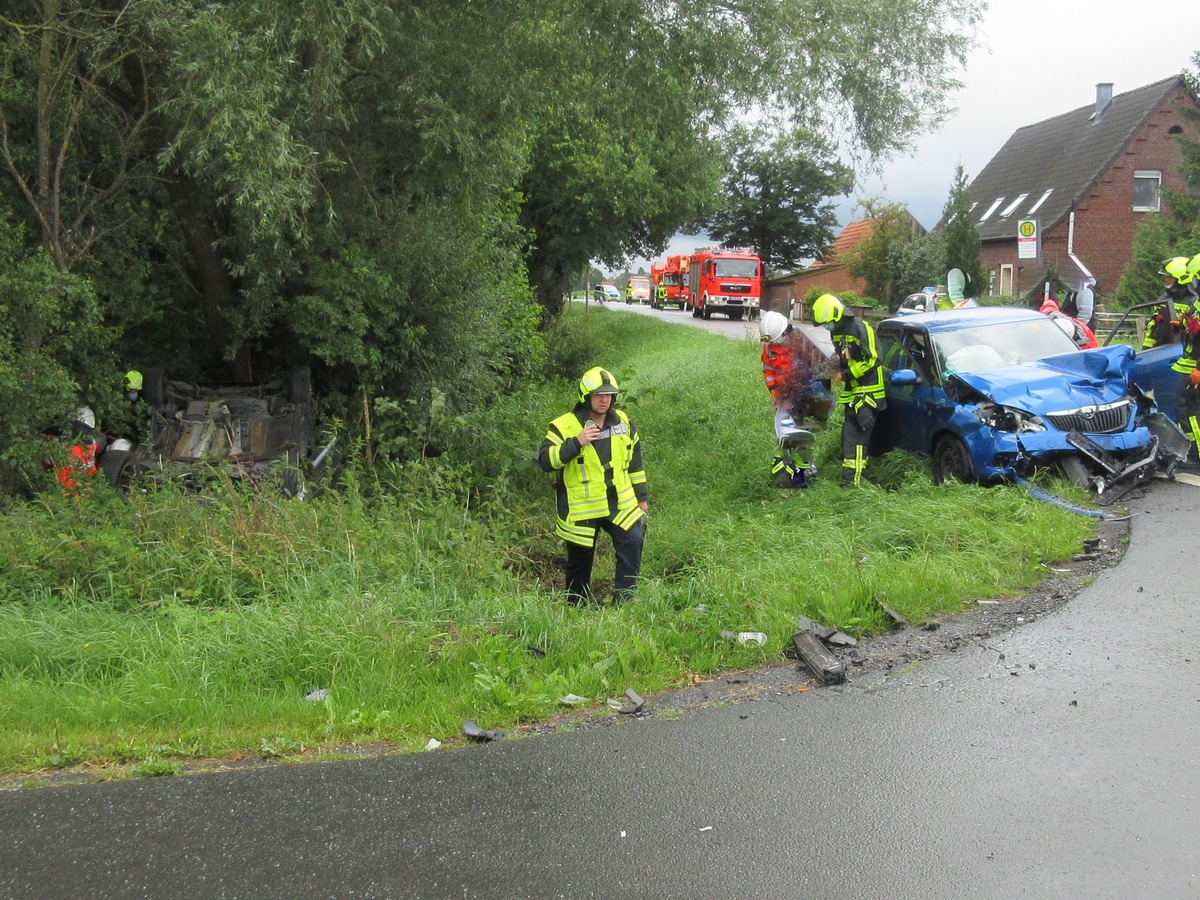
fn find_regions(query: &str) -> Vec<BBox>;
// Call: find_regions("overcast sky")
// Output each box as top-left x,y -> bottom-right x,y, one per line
618,1 -> 1196,275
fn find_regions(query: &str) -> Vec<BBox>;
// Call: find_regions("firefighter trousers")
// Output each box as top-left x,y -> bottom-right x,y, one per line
564,517 -> 645,604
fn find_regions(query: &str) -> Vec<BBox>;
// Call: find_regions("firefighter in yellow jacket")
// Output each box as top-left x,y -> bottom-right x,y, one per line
538,367 -> 648,604
812,294 -> 886,486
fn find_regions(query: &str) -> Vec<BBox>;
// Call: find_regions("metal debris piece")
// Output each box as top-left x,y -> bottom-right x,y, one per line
825,631 -> 858,647
606,688 -> 645,715
462,720 -> 506,742
791,631 -> 845,684
875,598 -> 908,626
737,632 -> 767,646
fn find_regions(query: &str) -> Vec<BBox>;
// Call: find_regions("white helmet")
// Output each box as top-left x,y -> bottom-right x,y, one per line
758,310 -> 790,342
76,406 -> 96,429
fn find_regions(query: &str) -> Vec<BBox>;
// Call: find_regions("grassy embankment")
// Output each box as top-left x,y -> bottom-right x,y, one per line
0,305 -> 1098,780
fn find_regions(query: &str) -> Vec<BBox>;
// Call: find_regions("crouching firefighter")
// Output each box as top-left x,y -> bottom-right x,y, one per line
812,294 -> 886,486
759,310 -> 817,487
538,367 -> 649,604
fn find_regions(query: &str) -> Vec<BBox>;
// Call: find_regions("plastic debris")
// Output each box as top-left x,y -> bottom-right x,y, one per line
737,632 -> 767,646
424,738 -> 441,751
719,630 -> 737,641
559,693 -> 588,707
305,688 -> 329,702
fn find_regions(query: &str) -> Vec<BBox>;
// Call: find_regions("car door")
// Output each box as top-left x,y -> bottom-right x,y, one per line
874,323 -> 948,456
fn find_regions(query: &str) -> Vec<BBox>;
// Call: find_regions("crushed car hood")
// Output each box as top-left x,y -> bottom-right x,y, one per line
948,345 -> 1136,409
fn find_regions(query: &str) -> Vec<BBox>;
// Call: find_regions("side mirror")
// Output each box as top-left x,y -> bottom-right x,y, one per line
889,368 -> 919,386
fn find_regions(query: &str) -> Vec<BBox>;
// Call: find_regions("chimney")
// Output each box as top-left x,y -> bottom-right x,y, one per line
1095,83 -> 1113,118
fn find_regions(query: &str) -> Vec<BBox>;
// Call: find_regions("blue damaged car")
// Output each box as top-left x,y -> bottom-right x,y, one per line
870,307 -> 1163,490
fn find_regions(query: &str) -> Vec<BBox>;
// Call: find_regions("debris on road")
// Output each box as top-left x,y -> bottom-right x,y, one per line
462,720 -> 507,742
606,689 -> 646,715
791,630 -> 846,684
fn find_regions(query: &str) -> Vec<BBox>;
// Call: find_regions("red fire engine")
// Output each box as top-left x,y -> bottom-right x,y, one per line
650,254 -> 690,310
687,247 -> 762,321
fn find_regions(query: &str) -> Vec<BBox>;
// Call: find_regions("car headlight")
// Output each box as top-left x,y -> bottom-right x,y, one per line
974,402 -> 1047,433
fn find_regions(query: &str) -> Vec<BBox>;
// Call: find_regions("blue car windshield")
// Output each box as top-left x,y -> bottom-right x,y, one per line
933,319 -> 1079,376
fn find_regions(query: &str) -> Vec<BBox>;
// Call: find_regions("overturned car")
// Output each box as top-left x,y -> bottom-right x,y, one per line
870,307 -> 1185,492
103,367 -> 330,495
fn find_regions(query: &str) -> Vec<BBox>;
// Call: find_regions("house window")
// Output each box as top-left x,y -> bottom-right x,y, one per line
1133,170 -> 1161,212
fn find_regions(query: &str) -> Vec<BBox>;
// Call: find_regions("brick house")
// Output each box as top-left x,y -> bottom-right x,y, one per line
762,214 -> 925,316
965,76 -> 1197,300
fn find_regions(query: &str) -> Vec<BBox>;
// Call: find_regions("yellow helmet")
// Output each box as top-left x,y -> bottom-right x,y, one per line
124,369 -> 143,392
1160,256 -> 1191,283
578,367 -> 619,404
812,294 -> 845,326
1187,254 -> 1200,282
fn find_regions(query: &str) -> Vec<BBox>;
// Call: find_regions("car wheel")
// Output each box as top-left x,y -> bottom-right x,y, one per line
100,449 -> 132,488
1059,455 -> 1092,488
932,435 -> 975,484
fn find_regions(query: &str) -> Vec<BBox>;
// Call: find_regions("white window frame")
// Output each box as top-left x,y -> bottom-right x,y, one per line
978,198 -> 1004,221
999,264 -> 1014,296
1133,170 -> 1162,212
999,194 -> 1029,218
1027,189 -> 1053,214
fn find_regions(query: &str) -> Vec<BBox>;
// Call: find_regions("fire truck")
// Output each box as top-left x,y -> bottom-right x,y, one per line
687,247 -> 762,321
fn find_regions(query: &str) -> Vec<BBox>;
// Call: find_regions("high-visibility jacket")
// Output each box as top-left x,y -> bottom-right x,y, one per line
761,339 -> 796,400
539,407 -> 647,547
830,316 -> 886,412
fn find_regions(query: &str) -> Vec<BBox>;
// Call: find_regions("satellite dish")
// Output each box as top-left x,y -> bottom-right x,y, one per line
947,268 -> 966,303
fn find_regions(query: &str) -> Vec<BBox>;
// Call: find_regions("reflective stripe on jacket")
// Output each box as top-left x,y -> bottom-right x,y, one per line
832,317 -> 886,410
540,408 -> 646,546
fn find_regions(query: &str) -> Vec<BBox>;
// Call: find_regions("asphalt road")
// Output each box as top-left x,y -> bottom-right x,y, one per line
1,478 -> 1197,899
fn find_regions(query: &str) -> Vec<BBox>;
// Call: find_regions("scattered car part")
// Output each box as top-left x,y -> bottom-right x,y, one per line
792,631 -> 845,685
606,689 -> 645,715
462,720 -> 506,742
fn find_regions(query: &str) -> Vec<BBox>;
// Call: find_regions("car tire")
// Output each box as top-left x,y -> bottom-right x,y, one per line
100,449 -> 132,488
1059,455 -> 1092,488
932,435 -> 975,484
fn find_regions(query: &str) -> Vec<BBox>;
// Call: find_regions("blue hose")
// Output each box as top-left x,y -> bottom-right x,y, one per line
1013,475 -> 1108,519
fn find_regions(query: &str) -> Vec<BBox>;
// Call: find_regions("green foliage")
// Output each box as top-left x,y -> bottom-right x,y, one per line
706,125 -> 853,275
941,165 -> 990,297
0,307 -> 1101,777
0,214 -> 117,495
841,201 -> 926,308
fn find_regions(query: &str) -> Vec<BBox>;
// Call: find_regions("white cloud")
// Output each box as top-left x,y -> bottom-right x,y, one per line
842,0 -> 1197,229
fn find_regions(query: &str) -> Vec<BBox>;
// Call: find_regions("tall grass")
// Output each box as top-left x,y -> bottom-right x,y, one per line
0,306 -> 1097,777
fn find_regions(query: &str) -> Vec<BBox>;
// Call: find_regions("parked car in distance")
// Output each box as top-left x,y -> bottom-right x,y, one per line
103,367 -> 321,495
871,307 -> 1161,490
